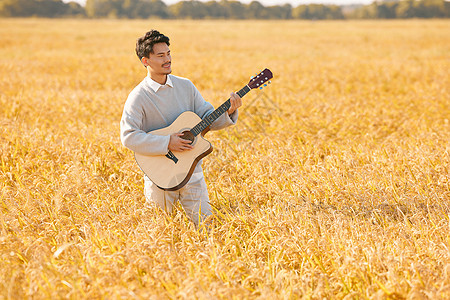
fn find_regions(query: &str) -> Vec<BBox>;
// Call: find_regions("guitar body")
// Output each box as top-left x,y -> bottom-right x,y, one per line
134,111 -> 213,191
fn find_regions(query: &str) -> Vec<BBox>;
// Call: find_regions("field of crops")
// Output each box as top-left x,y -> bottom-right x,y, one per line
0,18 -> 449,298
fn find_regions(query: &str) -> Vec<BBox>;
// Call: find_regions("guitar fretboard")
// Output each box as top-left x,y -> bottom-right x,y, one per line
191,85 -> 251,136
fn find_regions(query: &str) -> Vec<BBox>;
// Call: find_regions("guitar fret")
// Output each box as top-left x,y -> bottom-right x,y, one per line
237,86 -> 250,98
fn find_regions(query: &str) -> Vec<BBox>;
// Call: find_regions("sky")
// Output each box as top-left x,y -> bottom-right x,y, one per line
161,0 -> 373,4
67,0 -> 374,7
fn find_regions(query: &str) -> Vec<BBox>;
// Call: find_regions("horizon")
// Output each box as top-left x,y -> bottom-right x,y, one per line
64,0 -> 374,7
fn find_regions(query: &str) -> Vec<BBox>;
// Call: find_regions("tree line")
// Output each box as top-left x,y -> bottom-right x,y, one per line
1,0 -> 449,19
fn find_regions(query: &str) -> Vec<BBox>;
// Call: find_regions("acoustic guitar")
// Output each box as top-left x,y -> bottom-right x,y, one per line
135,68 -> 273,191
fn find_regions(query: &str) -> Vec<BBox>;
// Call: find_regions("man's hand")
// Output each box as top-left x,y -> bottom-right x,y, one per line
227,92 -> 242,115
168,133 -> 194,152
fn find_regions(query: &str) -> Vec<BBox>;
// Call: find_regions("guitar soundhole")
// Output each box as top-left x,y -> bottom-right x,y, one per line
180,130 -> 195,144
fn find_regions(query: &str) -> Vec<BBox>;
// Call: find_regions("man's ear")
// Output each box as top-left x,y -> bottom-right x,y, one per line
141,57 -> 148,67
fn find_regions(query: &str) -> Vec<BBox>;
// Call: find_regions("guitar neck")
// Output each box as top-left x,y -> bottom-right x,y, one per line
191,85 -> 251,136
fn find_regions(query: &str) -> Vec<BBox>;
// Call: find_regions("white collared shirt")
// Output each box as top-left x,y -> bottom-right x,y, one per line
146,75 -> 173,93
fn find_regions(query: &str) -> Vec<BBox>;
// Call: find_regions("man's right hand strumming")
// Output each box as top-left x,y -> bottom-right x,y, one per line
168,133 -> 194,152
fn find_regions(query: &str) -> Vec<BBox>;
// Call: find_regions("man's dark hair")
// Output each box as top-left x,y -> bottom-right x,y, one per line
135,30 -> 170,60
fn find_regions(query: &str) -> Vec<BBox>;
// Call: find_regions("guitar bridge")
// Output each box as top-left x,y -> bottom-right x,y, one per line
165,151 -> 178,164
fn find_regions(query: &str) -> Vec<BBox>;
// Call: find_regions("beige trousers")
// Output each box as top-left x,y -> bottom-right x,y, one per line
144,172 -> 212,225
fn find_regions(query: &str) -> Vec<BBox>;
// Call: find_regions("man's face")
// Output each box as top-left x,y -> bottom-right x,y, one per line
145,42 -> 171,76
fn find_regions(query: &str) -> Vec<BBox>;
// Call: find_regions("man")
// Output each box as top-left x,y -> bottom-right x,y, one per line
120,30 -> 242,225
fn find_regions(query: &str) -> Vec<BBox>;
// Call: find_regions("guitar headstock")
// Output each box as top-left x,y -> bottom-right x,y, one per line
248,68 -> 273,90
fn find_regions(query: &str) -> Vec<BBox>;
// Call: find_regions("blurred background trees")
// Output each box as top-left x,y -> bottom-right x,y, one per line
1,0 -> 449,19
0,0 -> 84,17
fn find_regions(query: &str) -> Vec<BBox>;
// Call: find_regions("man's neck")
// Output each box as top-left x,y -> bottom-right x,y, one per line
148,70 -> 167,85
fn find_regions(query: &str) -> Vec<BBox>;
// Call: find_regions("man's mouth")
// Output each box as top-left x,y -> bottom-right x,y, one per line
163,62 -> 171,68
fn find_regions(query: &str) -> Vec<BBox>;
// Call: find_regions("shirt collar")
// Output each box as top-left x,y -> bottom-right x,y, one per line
146,75 -> 173,92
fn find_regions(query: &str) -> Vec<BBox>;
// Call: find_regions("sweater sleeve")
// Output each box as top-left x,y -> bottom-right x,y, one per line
120,91 -> 170,156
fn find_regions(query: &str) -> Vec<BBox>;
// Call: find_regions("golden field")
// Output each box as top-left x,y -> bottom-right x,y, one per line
0,18 -> 449,299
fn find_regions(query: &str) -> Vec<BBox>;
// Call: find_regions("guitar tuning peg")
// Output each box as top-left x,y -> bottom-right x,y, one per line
268,81 -> 271,84
264,84 -> 267,87
259,87 -> 263,90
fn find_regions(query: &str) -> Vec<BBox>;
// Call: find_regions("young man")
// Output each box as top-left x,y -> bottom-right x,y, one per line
120,30 -> 241,225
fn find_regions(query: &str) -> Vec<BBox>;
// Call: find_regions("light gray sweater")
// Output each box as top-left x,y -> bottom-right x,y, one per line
120,74 -> 238,166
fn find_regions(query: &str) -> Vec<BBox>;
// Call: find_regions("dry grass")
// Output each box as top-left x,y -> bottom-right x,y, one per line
0,18 -> 449,299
